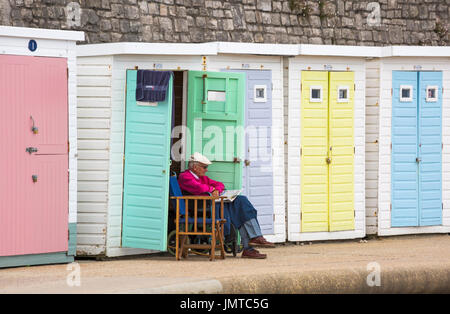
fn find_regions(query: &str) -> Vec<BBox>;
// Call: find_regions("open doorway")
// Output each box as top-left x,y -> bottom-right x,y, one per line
170,70 -> 187,176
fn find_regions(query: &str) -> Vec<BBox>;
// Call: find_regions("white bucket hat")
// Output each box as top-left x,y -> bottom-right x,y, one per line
189,152 -> 212,165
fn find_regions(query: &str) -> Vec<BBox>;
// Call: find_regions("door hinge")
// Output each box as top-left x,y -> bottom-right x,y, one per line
273,214 -> 275,222
354,83 -> 356,91
68,141 -> 70,153
300,147 -> 302,156
442,203 -> 444,210
67,67 -> 69,78
391,88 -> 393,96
354,146 -> 355,154
390,204 -> 392,211
68,229 -> 70,240
390,143 -> 392,150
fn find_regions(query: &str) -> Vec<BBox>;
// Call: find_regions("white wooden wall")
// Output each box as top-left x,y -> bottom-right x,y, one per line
107,55 -> 203,257
76,56 -> 113,256
283,57 -> 289,237
208,54 -> 286,243
377,57 -> 450,236
365,59 -> 380,235
287,56 -> 366,242
0,35 -> 78,230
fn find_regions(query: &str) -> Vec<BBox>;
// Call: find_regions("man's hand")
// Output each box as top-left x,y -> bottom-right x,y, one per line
211,190 -> 219,197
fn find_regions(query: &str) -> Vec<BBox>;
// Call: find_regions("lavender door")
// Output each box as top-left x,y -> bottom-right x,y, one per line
0,55 -> 68,256
223,69 -> 274,235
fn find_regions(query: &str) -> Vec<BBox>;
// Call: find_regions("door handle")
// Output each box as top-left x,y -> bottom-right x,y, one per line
30,116 -> 38,134
416,157 -> 421,163
26,147 -> 38,154
233,157 -> 241,163
326,157 -> 332,164
244,159 -> 250,167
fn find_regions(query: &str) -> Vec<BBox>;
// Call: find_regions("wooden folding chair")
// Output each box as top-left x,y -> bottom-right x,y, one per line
169,175 -> 226,261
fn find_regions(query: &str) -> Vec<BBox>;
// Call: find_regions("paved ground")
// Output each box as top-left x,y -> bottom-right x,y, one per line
1,234 -> 449,293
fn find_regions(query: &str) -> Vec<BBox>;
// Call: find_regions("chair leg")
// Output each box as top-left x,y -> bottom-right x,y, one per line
216,222 -> 225,259
210,227 -> 216,262
176,232 -> 180,261
180,235 -> 188,259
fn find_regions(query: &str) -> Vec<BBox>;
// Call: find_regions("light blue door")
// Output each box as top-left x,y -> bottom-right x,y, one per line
418,71 -> 442,226
391,71 -> 442,227
391,71 -> 419,227
122,70 -> 173,251
222,69 -> 274,235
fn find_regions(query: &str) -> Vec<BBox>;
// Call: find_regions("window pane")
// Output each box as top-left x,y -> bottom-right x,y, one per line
401,88 -> 410,98
207,90 -> 226,102
339,89 -> 347,99
311,89 -> 321,99
256,88 -> 265,99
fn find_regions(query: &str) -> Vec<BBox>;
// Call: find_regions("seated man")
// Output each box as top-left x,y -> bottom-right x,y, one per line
178,152 -> 275,259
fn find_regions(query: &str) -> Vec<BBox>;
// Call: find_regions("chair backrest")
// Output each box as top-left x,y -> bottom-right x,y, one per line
169,174 -> 186,215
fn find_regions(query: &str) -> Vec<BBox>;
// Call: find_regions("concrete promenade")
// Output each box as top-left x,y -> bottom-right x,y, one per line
0,234 -> 449,294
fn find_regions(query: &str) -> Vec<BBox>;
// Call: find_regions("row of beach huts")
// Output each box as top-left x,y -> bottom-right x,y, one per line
0,26 -> 449,268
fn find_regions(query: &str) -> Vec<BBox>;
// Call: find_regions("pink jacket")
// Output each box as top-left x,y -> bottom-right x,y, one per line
178,170 -> 225,196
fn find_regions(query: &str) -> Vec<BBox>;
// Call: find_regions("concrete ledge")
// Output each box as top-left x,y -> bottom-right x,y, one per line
124,279 -> 223,294
219,265 -> 450,294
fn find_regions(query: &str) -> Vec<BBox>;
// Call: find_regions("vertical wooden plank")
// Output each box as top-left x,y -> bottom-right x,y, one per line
300,71 -> 329,232
418,71 -> 443,226
328,71 -> 355,231
391,71 -> 419,227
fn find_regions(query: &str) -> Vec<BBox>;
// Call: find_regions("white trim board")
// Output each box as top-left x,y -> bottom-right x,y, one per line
77,42 -> 450,59
0,26 -> 84,42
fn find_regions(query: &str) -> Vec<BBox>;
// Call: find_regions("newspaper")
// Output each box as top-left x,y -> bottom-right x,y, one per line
214,189 -> 242,202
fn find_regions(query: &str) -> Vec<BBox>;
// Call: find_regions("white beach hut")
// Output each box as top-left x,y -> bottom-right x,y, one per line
76,42 -> 293,257
369,46 -> 450,236
286,45 -> 378,242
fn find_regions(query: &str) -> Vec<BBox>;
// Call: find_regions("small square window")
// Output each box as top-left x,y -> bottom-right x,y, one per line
426,86 -> 438,102
254,85 -> 267,103
207,90 -> 226,102
338,86 -> 349,102
400,85 -> 413,102
310,86 -> 323,102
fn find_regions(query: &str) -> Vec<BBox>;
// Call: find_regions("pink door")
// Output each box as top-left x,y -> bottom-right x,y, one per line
0,55 -> 68,256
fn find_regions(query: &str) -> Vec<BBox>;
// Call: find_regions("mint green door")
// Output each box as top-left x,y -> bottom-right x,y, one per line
186,71 -> 245,190
122,70 -> 173,251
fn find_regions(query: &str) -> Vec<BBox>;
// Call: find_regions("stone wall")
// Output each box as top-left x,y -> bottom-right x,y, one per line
1,0 -> 449,46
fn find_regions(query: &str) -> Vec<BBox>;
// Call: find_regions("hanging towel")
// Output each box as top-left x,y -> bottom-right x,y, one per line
136,70 -> 173,102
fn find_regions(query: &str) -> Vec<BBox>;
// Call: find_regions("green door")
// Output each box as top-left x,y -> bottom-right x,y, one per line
186,71 -> 245,190
122,70 -> 173,251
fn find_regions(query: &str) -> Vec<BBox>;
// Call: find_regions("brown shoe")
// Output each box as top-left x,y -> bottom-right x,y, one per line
241,248 -> 267,259
249,236 -> 276,248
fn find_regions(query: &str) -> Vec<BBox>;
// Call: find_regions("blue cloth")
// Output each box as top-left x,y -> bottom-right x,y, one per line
239,218 -> 263,249
222,195 -> 258,236
136,70 -> 172,102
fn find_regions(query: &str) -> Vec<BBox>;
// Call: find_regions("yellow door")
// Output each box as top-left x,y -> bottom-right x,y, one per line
301,71 -> 329,232
328,72 -> 355,231
300,71 -> 355,232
